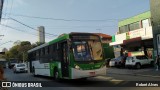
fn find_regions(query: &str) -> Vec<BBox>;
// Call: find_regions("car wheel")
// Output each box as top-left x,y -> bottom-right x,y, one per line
115,62 -> 117,67
135,63 -> 141,69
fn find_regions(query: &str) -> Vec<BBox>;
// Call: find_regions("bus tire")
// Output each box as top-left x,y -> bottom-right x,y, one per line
54,69 -> 59,81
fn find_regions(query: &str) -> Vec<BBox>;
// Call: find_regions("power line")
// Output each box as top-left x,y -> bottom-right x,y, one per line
6,13 -> 151,22
8,0 -> 13,16
1,18 -> 58,38
4,13 -> 120,22
0,40 -> 13,46
1,0 -> 12,40
1,18 -> 117,29
2,0 -> 8,18
9,17 -> 58,37
0,24 -> 54,39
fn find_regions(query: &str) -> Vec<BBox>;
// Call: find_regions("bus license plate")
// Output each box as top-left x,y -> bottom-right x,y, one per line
89,72 -> 95,76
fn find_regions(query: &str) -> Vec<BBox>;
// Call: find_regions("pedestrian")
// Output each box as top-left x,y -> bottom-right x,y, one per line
0,64 -> 4,80
155,55 -> 160,71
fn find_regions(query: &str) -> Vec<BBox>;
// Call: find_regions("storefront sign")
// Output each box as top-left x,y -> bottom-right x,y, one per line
115,33 -> 126,42
128,51 -> 145,56
128,29 -> 145,39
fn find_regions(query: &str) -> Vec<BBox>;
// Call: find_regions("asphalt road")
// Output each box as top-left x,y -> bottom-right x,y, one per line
2,68 -> 160,90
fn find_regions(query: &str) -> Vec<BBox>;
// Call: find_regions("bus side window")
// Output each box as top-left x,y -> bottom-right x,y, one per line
49,45 -> 53,62
56,43 -> 61,61
36,50 -> 39,60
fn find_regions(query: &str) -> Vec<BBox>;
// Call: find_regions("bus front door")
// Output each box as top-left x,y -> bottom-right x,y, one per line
61,42 -> 69,78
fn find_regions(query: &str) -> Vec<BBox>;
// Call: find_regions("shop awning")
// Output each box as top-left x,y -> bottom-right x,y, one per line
109,41 -> 123,46
123,37 -> 141,45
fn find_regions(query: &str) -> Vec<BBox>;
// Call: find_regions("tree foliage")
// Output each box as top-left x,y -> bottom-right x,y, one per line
1,41 -> 45,62
2,41 -> 34,62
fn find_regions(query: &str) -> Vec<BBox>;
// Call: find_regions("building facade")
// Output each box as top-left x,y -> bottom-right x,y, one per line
110,11 -> 154,59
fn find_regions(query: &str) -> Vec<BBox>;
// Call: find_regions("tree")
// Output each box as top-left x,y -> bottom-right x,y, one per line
9,45 -> 19,60
2,41 -> 43,62
2,48 -> 8,52
13,40 -> 21,46
18,41 -> 32,62
2,41 -> 33,62
32,41 -> 44,48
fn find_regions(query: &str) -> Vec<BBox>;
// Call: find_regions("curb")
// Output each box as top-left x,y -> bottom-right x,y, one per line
135,74 -> 160,78
107,72 -> 160,78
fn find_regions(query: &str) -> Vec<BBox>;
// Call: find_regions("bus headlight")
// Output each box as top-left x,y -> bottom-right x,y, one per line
75,65 -> 80,70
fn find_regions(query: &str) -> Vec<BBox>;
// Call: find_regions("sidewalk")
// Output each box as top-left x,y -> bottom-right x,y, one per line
106,67 -> 160,78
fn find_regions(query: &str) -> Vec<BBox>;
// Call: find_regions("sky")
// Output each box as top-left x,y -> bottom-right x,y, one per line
0,0 -> 150,51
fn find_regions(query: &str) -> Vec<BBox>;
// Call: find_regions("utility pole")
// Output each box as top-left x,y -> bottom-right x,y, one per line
23,52 -> 25,63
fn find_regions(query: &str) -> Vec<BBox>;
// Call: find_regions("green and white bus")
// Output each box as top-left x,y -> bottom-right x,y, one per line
28,32 -> 106,80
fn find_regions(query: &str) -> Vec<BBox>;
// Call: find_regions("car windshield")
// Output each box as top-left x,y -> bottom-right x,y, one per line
116,56 -> 122,61
72,40 -> 103,61
17,64 -> 25,67
126,57 -> 133,60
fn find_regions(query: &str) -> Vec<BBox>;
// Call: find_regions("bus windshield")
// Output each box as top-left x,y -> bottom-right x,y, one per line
72,40 -> 103,61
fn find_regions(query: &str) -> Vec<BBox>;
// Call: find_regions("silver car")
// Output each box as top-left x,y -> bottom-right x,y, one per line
13,63 -> 28,73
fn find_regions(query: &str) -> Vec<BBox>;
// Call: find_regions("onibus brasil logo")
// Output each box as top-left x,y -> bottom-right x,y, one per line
1,82 -> 42,87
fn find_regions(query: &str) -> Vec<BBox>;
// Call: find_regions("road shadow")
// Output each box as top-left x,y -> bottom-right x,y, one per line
32,75 -> 129,87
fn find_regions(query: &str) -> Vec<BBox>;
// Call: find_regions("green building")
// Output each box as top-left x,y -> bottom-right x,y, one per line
110,11 -> 154,59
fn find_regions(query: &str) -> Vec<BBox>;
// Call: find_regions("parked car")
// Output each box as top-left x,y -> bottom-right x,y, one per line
13,63 -> 28,73
105,58 -> 111,67
125,55 -> 154,69
109,56 -> 126,67
109,59 -> 115,67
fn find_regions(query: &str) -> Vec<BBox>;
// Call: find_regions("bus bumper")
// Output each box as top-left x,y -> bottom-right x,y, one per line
71,66 -> 106,79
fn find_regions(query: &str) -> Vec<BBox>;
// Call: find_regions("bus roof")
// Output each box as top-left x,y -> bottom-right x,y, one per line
49,33 -> 69,45
28,32 -> 99,53
28,33 -> 69,53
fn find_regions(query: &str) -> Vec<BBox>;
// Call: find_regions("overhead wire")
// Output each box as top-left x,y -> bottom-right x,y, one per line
4,13 -> 120,22
8,17 -> 58,37
0,24 -> 54,39
0,0 -> 13,41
